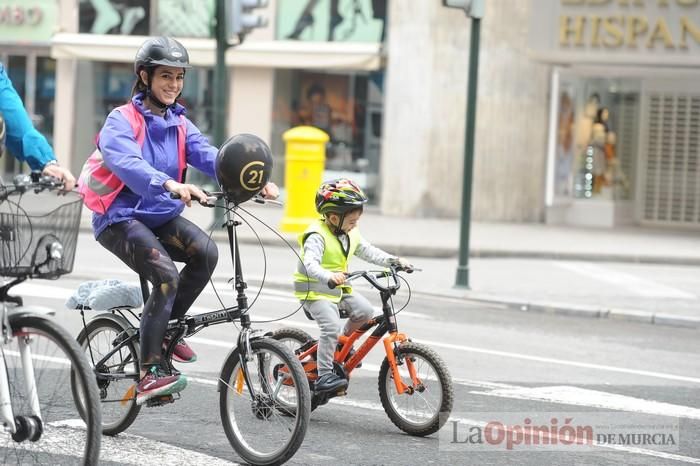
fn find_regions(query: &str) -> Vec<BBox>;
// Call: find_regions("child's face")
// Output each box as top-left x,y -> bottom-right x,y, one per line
328,210 -> 362,233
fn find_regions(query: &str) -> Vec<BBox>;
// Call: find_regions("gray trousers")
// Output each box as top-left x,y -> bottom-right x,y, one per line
303,292 -> 375,375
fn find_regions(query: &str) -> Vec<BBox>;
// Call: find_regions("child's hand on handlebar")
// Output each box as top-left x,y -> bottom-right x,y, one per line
329,272 -> 347,286
164,180 -> 209,207
393,257 -> 414,272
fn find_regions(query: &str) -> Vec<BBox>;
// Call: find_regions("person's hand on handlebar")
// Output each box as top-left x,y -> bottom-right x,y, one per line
329,272 -> 347,286
259,182 -> 279,200
164,180 -> 209,207
392,257 -> 414,272
42,163 -> 76,192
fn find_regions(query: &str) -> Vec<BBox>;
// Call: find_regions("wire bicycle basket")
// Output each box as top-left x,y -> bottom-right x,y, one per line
0,188 -> 83,279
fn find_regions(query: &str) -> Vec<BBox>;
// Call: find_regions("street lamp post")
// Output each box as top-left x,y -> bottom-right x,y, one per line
211,0 -> 268,225
442,0 -> 484,289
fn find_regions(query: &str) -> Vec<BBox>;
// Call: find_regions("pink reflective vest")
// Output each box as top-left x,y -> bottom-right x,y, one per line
78,103 -> 186,214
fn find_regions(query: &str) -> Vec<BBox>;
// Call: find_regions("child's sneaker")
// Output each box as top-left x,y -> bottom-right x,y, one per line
163,338 -> 197,363
314,372 -> 348,393
136,366 -> 187,405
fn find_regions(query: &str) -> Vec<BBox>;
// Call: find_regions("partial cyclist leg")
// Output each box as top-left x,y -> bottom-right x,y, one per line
339,291 -> 374,335
154,216 -> 218,362
303,299 -> 348,392
97,220 -> 179,370
338,292 -> 374,367
154,216 -> 218,321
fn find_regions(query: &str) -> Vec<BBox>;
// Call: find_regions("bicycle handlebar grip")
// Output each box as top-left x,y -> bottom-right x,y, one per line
328,280 -> 337,290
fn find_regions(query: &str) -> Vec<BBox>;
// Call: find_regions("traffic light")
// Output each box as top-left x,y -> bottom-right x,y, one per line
227,0 -> 269,40
442,0 -> 484,18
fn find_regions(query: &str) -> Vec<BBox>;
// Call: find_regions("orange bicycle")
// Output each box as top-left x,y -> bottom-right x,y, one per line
272,263 -> 453,436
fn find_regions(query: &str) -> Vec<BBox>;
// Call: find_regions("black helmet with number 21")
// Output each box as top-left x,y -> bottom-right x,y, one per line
215,134 -> 273,205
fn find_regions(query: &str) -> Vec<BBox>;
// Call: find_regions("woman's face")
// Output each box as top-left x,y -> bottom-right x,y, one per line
141,65 -> 185,106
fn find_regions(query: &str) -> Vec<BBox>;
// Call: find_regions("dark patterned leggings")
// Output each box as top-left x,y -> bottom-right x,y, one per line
97,216 -> 218,369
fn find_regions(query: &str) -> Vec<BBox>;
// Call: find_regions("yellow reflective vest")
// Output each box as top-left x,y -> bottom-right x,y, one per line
293,219 -> 360,303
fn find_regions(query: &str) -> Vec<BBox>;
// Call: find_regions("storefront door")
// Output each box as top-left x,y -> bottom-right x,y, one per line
638,80 -> 700,227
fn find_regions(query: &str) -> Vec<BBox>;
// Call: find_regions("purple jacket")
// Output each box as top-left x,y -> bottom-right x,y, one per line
91,93 -> 217,237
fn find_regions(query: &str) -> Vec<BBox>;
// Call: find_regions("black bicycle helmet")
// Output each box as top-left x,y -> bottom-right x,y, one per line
134,36 -> 191,75
315,178 -> 368,216
215,134 -> 273,204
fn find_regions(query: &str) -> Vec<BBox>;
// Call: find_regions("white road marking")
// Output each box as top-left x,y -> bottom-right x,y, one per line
323,399 -> 700,464
4,419 -> 240,465
413,338 -> 700,385
556,262 -> 697,299
20,283 -> 700,385
470,385 -> 700,420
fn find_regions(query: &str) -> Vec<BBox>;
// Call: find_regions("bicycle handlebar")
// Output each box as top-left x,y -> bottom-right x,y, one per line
0,173 -> 67,200
169,191 -> 282,207
327,263 -> 417,292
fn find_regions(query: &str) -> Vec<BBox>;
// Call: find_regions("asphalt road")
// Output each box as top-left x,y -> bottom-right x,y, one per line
10,253 -> 700,466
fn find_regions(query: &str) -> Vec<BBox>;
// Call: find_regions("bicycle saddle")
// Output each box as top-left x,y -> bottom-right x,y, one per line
67,279 -> 143,311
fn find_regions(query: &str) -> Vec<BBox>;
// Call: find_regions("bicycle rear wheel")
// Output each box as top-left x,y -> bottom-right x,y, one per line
75,315 -> 141,436
219,337 -> 310,466
1,312 -> 101,465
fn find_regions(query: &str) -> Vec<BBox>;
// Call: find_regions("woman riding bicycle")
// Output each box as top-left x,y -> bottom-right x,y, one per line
83,36 -> 278,405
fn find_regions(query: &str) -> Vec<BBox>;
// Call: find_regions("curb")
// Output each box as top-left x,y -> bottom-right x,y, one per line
78,223 -> 700,265
204,274 -> 700,331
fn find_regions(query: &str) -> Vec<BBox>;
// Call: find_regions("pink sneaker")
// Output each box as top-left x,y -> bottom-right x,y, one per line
136,366 -> 187,405
163,338 -> 197,363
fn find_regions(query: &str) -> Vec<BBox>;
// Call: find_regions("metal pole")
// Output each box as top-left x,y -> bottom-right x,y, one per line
214,0 -> 230,147
455,16 -> 481,289
209,0 -> 230,227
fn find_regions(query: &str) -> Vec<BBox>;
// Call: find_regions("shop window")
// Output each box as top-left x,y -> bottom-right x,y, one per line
272,69 -> 384,200
555,77 -> 639,203
79,0 -> 150,35
277,0 -> 387,43
35,57 -> 56,142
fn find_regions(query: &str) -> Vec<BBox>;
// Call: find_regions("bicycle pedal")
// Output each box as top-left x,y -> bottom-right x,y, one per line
145,393 -> 178,408
334,388 -> 347,397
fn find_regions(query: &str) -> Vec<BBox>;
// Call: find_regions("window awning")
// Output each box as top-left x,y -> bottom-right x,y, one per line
50,33 -> 384,71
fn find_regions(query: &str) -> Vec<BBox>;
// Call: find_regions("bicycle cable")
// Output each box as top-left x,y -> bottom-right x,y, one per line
235,204 -> 309,323
202,200 -> 310,328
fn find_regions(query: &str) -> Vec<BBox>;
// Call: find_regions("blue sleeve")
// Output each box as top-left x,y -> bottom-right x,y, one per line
184,118 -> 218,181
0,63 -> 55,170
98,110 -> 171,198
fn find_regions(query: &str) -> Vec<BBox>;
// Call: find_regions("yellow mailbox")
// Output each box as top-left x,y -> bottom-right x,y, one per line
280,126 -> 329,232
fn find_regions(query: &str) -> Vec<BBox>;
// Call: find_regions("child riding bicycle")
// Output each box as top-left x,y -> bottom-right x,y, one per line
293,178 -> 411,393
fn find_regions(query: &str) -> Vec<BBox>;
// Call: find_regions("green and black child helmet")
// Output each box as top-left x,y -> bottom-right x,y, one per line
315,178 -> 368,234
215,133 -> 273,205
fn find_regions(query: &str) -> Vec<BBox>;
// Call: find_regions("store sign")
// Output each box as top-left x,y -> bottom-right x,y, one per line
276,0 -> 387,43
0,0 -> 57,42
529,0 -> 700,65
78,0 -> 149,35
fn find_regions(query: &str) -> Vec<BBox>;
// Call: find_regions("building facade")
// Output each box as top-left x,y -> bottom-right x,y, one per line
2,0 -> 699,227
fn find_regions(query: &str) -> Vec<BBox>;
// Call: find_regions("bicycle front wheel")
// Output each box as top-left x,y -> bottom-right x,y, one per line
219,337 -> 310,466
378,341 -> 454,436
1,313 -> 101,465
